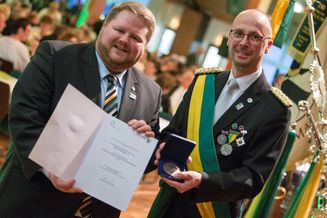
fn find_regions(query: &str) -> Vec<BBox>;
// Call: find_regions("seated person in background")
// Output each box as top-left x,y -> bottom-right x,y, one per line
57,30 -> 80,43
0,17 -> 31,73
38,1 -> 62,25
134,49 -> 149,72
0,3 -> 10,36
75,25 -> 96,43
144,59 -> 160,80
39,15 -> 56,41
170,66 -> 195,115
186,46 -> 204,67
155,72 -> 177,116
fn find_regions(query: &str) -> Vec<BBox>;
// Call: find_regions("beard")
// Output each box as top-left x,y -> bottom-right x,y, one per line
95,29 -> 144,73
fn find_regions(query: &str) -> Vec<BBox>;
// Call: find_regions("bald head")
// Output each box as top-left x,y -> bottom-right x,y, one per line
233,9 -> 272,37
227,9 -> 273,77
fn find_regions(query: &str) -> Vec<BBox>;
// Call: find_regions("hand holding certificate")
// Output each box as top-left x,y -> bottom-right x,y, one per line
75,115 -> 157,210
29,84 -> 158,211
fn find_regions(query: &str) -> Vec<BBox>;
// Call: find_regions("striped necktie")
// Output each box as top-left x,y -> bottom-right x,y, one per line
75,75 -> 119,217
103,74 -> 118,117
75,195 -> 92,218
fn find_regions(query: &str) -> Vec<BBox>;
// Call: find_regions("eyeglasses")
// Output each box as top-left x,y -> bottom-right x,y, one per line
230,29 -> 271,43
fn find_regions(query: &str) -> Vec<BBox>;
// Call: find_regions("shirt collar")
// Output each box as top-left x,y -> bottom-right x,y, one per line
229,68 -> 262,92
95,51 -> 127,87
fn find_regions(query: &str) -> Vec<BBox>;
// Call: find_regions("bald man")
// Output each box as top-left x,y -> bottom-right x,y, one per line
149,9 -> 291,218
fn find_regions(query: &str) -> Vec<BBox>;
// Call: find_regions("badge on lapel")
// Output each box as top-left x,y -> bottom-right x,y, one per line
129,86 -> 136,100
217,123 -> 247,156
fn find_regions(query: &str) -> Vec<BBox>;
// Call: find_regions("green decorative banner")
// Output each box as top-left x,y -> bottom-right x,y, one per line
76,0 -> 91,28
288,0 -> 327,62
227,0 -> 247,16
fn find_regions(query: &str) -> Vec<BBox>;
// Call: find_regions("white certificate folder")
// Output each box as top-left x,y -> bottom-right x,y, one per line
29,84 -> 158,211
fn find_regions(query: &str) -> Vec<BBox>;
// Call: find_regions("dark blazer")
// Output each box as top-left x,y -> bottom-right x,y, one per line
160,71 -> 291,217
0,41 -> 162,218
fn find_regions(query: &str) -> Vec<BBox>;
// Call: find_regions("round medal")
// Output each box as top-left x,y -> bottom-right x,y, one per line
217,134 -> 227,145
163,162 -> 180,176
220,144 -> 233,156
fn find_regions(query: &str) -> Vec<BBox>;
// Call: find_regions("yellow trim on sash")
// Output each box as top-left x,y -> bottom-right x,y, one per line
187,75 -> 204,173
187,75 -> 215,217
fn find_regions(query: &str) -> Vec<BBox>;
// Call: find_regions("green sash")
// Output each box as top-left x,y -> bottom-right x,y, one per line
148,74 -> 230,218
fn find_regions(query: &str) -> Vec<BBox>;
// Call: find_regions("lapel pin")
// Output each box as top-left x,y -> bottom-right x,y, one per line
129,92 -> 136,100
241,130 -> 247,135
247,98 -> 253,103
235,103 -> 244,110
228,130 -> 239,144
131,86 -> 136,91
236,137 -> 245,147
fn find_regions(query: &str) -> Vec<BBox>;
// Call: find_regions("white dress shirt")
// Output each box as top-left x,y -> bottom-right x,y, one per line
214,68 -> 262,123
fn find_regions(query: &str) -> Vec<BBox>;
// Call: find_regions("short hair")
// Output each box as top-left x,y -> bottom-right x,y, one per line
0,3 -> 11,19
40,15 -> 55,25
58,30 -> 79,42
9,18 -> 30,34
103,2 -> 156,42
49,2 -> 60,10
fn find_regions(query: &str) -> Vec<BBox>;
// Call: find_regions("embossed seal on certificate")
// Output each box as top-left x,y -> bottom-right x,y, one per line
220,144 -> 233,156
163,162 -> 180,176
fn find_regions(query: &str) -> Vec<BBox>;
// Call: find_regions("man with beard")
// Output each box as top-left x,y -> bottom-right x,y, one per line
149,9 -> 292,218
0,2 -> 161,218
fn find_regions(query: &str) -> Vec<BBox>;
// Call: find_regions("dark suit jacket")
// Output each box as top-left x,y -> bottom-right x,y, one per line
159,71 -> 291,217
0,41 -> 162,218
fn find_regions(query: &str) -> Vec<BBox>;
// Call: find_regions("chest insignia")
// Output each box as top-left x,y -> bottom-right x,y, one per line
218,125 -> 248,156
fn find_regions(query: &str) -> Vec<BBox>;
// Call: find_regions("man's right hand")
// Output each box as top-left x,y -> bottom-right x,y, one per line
49,173 -> 83,193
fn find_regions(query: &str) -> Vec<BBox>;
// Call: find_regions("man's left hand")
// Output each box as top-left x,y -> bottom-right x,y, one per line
128,119 -> 154,138
162,171 -> 202,193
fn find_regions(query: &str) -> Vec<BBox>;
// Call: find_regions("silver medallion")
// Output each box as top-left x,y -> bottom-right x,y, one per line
163,162 -> 180,176
217,134 -> 227,145
220,144 -> 233,156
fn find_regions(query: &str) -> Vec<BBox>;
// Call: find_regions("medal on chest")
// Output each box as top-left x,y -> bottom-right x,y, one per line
217,123 -> 248,156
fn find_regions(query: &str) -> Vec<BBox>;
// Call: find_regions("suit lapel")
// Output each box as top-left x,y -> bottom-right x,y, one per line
213,72 -> 270,134
80,43 -> 101,105
118,68 -> 138,122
